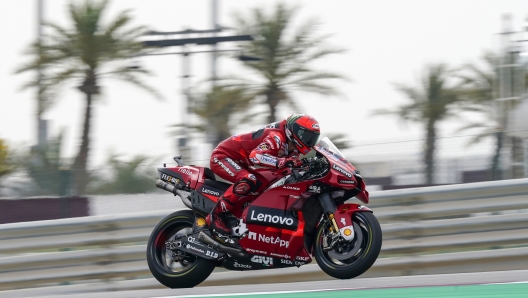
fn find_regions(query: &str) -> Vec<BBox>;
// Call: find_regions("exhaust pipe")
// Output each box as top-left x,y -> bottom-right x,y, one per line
155,179 -> 192,209
198,231 -> 248,258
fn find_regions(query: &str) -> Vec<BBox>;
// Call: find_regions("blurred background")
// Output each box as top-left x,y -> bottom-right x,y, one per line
1,0 -> 528,212
1,1 -> 528,295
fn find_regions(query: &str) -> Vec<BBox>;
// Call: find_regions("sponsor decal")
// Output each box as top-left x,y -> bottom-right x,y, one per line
225,157 -> 242,170
187,236 -> 199,244
214,157 -> 235,176
343,228 -> 352,236
358,205 -> 366,209
295,261 -> 307,266
247,174 -> 257,181
186,244 -> 205,254
220,201 -> 230,213
248,231 -> 289,248
233,262 -> 252,269
308,185 -> 321,193
234,183 -> 250,194
206,251 -> 219,258
256,154 -> 277,166
178,167 -> 195,176
270,253 -> 291,259
161,173 -> 179,184
251,255 -> 273,266
283,186 -> 300,191
316,146 -> 340,162
267,176 -> 287,190
266,122 -> 281,129
274,136 -> 282,148
245,248 -> 267,255
332,164 -> 353,178
339,179 -> 355,184
281,259 -> 293,265
196,217 -> 206,227
341,218 -> 347,226
201,187 -> 220,197
246,206 -> 298,230
250,157 -> 258,164
342,206 -> 350,211
258,143 -> 270,151
266,140 -> 275,150
295,256 -> 310,261
312,123 -> 320,129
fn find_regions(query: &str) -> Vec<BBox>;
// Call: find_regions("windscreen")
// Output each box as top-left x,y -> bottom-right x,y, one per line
315,137 -> 353,167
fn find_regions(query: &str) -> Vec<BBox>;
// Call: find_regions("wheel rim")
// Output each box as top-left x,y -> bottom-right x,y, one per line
318,213 -> 373,267
153,219 -> 198,274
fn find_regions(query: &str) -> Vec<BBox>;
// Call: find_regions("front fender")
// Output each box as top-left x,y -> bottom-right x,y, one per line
333,203 -> 372,240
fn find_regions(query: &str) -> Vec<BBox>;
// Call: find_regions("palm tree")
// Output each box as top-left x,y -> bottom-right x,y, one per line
232,3 -> 347,122
89,154 -> 158,194
0,139 -> 15,182
17,0 -> 159,195
373,64 -> 461,184
456,53 -> 502,179
26,132 -> 72,196
456,52 -> 528,180
190,86 -> 256,147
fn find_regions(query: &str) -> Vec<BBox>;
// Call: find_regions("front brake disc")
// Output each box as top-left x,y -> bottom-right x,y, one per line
328,221 -> 363,261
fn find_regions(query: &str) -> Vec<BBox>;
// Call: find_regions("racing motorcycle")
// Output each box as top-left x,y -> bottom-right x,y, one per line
147,137 -> 382,288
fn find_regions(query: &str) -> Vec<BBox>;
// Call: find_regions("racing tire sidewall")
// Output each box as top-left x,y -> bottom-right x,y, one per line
146,210 -> 216,288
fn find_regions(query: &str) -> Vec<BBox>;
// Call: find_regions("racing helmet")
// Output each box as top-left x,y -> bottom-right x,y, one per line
285,114 -> 321,155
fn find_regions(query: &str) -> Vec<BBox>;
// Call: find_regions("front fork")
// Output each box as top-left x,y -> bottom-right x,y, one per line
318,192 -> 372,241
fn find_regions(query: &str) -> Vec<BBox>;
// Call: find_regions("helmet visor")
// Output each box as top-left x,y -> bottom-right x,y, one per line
296,127 -> 320,147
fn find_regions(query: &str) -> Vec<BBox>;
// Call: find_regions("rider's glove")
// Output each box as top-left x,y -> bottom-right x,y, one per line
277,157 -> 304,169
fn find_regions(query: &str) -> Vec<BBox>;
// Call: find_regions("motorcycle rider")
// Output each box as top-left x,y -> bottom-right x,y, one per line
206,113 -> 321,235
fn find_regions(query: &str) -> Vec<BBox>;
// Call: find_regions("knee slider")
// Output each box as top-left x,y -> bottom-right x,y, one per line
233,178 -> 256,195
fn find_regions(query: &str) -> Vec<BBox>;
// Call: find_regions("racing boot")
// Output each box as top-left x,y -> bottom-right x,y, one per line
206,198 -> 233,235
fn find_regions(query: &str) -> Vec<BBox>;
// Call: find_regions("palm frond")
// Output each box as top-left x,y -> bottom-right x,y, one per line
290,81 -> 342,97
455,121 -> 493,133
229,3 -> 347,121
284,71 -> 348,85
110,72 -> 163,99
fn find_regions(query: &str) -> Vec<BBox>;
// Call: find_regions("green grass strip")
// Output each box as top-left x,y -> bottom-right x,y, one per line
217,282 -> 528,298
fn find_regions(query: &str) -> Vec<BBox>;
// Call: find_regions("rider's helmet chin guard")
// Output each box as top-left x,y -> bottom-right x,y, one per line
285,114 -> 321,155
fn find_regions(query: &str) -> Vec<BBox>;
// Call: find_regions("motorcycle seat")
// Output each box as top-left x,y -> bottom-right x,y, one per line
204,179 -> 232,191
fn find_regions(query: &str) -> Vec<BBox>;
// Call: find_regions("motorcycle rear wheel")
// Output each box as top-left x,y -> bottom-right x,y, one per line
146,210 -> 215,288
314,212 -> 382,279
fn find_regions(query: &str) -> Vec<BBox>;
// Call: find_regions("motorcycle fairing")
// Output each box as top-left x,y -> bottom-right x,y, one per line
333,203 -> 372,240
196,184 -> 224,202
222,254 -> 311,271
158,166 -> 202,189
238,182 -> 313,264
189,190 -> 218,216
313,142 -> 369,204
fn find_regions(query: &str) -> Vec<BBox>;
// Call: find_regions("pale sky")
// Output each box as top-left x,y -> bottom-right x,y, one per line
1,0 -> 528,169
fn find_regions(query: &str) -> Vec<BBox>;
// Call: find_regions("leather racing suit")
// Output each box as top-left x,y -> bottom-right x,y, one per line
207,120 -> 299,234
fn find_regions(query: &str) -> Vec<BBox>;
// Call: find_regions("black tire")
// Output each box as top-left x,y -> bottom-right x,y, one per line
146,210 -> 215,288
314,212 -> 382,279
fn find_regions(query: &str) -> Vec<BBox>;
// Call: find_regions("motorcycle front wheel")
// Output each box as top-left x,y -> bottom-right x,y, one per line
314,212 -> 382,279
146,210 -> 215,288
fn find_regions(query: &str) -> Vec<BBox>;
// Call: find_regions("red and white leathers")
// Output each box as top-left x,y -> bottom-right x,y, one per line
206,120 -> 300,234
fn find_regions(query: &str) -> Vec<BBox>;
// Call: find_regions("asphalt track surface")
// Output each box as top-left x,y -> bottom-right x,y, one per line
3,269 -> 526,298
